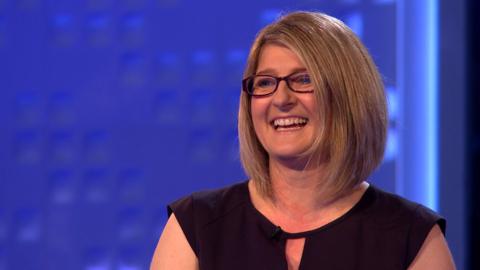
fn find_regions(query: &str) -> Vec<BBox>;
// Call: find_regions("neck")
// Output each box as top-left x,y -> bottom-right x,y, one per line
268,157 -> 331,215
262,157 -> 368,228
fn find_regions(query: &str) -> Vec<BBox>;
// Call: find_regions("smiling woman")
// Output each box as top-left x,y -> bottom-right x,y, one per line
150,11 -> 456,270
249,45 -> 319,168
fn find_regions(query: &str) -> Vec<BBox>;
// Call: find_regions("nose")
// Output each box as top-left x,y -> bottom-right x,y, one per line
272,80 -> 296,110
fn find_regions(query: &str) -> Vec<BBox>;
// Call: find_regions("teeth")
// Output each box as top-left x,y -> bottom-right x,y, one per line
273,117 -> 307,127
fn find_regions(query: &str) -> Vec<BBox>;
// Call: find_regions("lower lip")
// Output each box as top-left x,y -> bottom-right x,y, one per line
274,124 -> 306,132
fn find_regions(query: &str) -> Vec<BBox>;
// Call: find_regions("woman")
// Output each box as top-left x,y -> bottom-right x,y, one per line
150,11 -> 455,270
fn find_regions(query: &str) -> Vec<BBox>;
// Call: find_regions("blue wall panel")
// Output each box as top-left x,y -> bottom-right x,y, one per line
0,1 -> 401,269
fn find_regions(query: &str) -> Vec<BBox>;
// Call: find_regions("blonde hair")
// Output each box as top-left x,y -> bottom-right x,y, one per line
238,11 -> 387,200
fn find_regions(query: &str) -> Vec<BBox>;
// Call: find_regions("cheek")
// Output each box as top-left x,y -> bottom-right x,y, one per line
303,97 -> 320,120
250,100 -> 269,127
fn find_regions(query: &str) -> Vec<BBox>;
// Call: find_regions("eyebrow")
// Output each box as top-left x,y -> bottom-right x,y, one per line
255,67 -> 308,76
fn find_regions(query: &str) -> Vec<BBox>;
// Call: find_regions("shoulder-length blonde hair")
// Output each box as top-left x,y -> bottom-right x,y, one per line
238,11 -> 387,200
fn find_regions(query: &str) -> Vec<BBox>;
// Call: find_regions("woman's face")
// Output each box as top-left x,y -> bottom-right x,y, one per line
251,44 -> 319,163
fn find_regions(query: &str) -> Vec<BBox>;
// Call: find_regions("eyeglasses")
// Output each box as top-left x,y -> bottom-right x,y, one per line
242,72 -> 314,97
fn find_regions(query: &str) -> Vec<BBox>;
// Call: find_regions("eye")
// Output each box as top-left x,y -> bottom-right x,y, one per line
254,77 -> 276,88
290,73 -> 311,85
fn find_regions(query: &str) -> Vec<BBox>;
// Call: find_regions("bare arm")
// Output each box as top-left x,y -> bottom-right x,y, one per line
408,224 -> 456,270
150,214 -> 199,270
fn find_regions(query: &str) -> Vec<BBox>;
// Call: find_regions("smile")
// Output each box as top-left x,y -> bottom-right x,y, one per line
271,117 -> 308,130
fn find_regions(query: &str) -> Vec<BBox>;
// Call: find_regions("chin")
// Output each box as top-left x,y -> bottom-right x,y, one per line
268,147 -> 312,163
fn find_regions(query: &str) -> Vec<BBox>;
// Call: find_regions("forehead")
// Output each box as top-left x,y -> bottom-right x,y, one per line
256,44 -> 306,74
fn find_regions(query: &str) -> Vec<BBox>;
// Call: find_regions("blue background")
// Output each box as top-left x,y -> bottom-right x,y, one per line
0,0 -> 468,269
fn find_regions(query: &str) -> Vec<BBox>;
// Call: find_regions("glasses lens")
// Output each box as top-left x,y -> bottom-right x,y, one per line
288,73 -> 312,92
251,76 -> 276,95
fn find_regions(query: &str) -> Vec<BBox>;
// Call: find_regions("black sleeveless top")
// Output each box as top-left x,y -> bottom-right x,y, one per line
168,181 -> 445,270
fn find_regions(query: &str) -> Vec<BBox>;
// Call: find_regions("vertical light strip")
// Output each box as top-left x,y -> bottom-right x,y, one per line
427,0 -> 439,211
396,0 -> 405,197
396,0 -> 439,210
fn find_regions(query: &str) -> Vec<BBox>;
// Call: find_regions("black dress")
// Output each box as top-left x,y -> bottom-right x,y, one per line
168,181 -> 445,270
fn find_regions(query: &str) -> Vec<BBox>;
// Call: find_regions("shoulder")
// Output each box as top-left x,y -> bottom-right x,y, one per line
166,181 -> 250,254
365,185 -> 445,233
168,181 -> 249,223
363,185 -> 447,267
